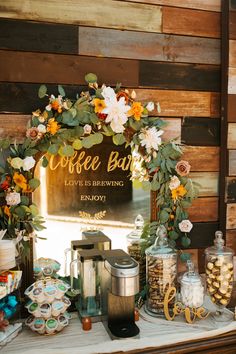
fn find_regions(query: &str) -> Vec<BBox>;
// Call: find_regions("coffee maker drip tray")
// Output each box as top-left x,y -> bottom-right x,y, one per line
107,322 -> 140,339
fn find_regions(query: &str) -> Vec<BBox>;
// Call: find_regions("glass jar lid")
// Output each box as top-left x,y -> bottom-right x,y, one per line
127,214 -> 144,241
205,231 -> 234,256
145,225 -> 176,256
180,260 -> 202,285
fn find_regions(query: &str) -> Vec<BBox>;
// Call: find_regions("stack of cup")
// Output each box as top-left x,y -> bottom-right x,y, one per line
0,240 -> 16,270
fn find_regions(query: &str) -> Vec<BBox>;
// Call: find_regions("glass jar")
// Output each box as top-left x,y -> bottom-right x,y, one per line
127,215 -> 146,291
145,225 -> 177,316
205,231 -> 234,320
180,260 -> 204,308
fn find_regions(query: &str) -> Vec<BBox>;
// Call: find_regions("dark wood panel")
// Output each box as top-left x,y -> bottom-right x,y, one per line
228,94 -> 236,122
162,7 -> 221,38
227,204 -> 236,229
188,197 -> 219,222
139,61 -> 220,91
0,19 -> 78,54
230,11 -> 236,39
182,146 -> 219,171
226,177 -> 236,203
211,92 -> 221,118
79,27 -> 220,65
181,117 -> 220,146
229,150 -> 236,176
226,230 -> 236,254
0,114 -> 29,142
189,222 -> 219,248
0,50 -> 139,86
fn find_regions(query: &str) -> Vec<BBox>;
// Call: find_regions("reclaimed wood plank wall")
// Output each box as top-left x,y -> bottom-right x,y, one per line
0,0 -> 222,272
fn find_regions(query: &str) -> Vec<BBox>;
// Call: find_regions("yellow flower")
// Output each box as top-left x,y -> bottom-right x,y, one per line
171,185 -> 187,200
93,98 -> 106,113
3,206 -> 10,217
128,102 -> 144,121
47,118 -> 61,135
13,172 -> 27,191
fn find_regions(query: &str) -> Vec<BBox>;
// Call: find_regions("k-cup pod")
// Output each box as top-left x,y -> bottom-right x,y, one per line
45,318 -> 58,334
56,314 -> 68,332
24,284 -> 35,299
51,301 -> 64,317
39,303 -> 52,319
28,302 -> 41,317
44,285 -> 57,303
25,315 -> 35,329
61,296 -> 71,310
56,283 -> 68,299
33,318 -> 46,334
32,287 -> 45,303
43,266 -> 53,277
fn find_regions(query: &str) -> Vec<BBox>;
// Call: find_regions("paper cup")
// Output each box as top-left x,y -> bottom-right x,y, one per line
28,302 -> 41,317
51,301 -> 64,317
44,285 -> 57,303
33,318 -> 46,334
39,303 -> 52,319
56,315 -> 68,332
24,284 -> 35,298
45,318 -> 58,334
32,287 -> 45,303
56,283 -> 68,299
25,315 -> 35,329
61,296 -> 71,310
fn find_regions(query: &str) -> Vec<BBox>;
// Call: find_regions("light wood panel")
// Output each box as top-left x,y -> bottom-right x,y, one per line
136,90 -> 219,117
188,197 -> 219,222
226,204 -> 236,229
226,230 -> 236,253
182,146 -> 219,171
161,118 -> 181,142
124,0 -> 221,12
190,172 -> 219,197
229,150 -> 236,175
228,67 -> 236,93
229,40 -> 236,66
0,0 -> 162,32
79,27 -> 220,65
0,114 -> 29,142
228,123 -> 236,148
162,7 -> 221,38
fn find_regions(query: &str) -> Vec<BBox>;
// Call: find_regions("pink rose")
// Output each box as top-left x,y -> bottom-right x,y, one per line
179,220 -> 193,233
175,160 -> 191,176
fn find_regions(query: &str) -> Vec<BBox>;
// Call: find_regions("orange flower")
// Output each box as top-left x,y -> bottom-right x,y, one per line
0,176 -> 11,191
47,118 -> 61,135
171,185 -> 187,200
93,98 -> 106,114
51,100 -> 62,113
3,206 -> 10,217
128,102 -> 144,121
13,172 -> 27,191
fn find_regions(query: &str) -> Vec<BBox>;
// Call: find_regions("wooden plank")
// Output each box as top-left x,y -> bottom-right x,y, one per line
226,177 -> 236,202
135,90 -> 219,117
182,146 -> 219,171
226,204 -> 236,229
0,114 -> 29,143
181,118 -> 220,146
226,230 -> 236,254
161,118 -> 181,142
162,7 -> 220,39
0,19 -> 78,54
230,11 -> 236,39
210,92 -> 220,118
190,222 -> 219,248
0,0 -> 162,33
228,94 -> 236,122
123,0 -> 221,12
229,150 -> 236,175
190,172 -> 219,197
228,123 -> 236,148
0,50 -> 139,87
139,61 -> 220,91
229,40 -> 236,67
79,27 -> 220,65
188,197 -> 219,222
228,67 -> 236,94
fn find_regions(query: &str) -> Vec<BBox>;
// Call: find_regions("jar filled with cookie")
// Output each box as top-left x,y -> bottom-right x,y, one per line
145,225 -> 177,316
205,230 -> 234,321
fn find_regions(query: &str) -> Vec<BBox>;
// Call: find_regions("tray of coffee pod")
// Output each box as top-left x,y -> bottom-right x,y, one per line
25,278 -> 71,335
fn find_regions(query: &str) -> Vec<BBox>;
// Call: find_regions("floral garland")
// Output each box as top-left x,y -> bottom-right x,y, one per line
0,73 -> 198,256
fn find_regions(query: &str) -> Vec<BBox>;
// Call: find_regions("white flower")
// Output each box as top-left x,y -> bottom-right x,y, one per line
139,127 -> 163,153
146,102 -> 154,112
101,86 -> 117,104
10,157 -> 23,169
83,124 -> 92,135
131,90 -> 137,99
169,175 -> 181,190
102,96 -> 130,133
37,124 -> 46,133
179,220 -> 193,233
6,191 -> 21,206
22,156 -> 36,171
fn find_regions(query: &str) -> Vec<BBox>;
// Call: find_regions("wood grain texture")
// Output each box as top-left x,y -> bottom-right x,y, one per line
226,177 -> 236,202
227,204 -> 236,229
162,7 -> 221,38
188,197 -> 219,222
0,19 -> 78,54
181,118 -> 220,146
228,123 -> 236,148
190,172 -> 219,197
229,40 -> 236,67
210,92 -> 220,118
182,146 -> 219,171
139,61 -> 220,91
0,0 -> 162,32
189,222 -> 219,248
226,230 -> 236,254
79,27 -> 220,65
135,90 -> 219,117
0,50 -> 139,87
228,94 -> 236,122
230,11 -> 236,39
228,67 -> 236,94
0,114 -> 29,142
161,118 -> 181,142
123,0 -> 221,12
229,150 -> 236,176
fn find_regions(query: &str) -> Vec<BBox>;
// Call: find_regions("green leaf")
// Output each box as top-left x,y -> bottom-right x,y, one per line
29,204 -> 39,217
48,144 -> 59,155
38,84 -> 47,98
102,125 -> 114,136
29,178 -> 40,190
14,206 -> 26,218
85,73 -> 97,83
181,236 -> 191,248
151,180 -> 160,191
58,85 -> 65,97
180,253 -> 191,262
21,196 -> 30,206
93,133 -> 103,145
112,134 -> 126,146
82,136 -> 94,149
142,181 -> 151,191
159,209 -> 169,223
169,230 -> 179,240
42,156 -> 49,168
61,145 -> 74,157
72,139 -> 83,150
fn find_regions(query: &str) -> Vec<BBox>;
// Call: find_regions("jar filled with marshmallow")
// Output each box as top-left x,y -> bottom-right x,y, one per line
180,260 -> 204,308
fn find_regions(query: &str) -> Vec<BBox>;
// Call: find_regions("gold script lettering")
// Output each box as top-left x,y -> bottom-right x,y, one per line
49,152 -> 101,174
107,151 -> 132,172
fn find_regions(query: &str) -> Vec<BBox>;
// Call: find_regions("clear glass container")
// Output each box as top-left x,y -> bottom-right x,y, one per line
145,225 -> 177,316
127,215 -> 146,291
205,231 -> 234,320
180,260 -> 204,308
